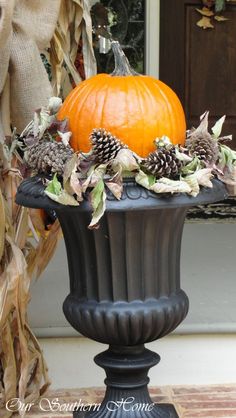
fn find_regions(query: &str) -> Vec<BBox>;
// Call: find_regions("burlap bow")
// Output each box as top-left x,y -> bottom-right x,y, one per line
0,0 -> 61,134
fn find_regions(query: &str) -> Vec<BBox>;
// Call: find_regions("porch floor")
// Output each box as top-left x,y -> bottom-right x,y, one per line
26,384 -> 236,418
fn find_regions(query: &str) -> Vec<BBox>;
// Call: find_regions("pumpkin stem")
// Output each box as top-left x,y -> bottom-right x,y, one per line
111,41 -> 139,77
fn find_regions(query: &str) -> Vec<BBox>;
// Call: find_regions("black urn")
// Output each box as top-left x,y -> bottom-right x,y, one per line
16,177 -> 227,418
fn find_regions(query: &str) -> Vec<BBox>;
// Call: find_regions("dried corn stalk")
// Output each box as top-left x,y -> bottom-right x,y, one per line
50,0 -> 97,97
0,69 -> 61,418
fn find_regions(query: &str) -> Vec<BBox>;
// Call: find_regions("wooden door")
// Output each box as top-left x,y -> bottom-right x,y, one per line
160,0 -> 236,148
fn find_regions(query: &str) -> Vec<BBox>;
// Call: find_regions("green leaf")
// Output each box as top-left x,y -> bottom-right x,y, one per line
211,115 -> 226,139
181,156 -> 202,175
135,170 -> 155,190
45,190 -> 79,206
90,179 -> 105,210
89,180 -> 106,229
219,144 -> 236,168
219,147 -> 227,168
45,174 -> 62,196
122,171 -> 136,178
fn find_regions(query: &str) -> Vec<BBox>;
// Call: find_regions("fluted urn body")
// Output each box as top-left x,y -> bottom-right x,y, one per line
16,177 -> 227,418
60,203 -> 189,346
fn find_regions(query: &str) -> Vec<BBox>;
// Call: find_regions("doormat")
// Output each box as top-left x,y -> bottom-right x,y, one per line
187,197 -> 236,221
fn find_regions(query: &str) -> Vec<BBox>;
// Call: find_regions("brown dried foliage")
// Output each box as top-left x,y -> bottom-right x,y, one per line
0,79 -> 61,418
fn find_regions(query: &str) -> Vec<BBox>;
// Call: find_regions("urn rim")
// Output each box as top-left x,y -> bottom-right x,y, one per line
15,176 -> 228,212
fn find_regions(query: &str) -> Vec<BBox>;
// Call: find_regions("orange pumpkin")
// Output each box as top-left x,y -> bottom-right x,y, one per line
58,42 -> 186,158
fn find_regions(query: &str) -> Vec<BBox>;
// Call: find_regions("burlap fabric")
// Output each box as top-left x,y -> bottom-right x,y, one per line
0,0 -> 61,134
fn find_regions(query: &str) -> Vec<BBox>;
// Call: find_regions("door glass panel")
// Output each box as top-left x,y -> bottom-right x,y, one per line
91,0 -> 146,74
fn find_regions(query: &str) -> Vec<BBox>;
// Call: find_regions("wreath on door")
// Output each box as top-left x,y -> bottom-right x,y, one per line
197,0 -> 230,28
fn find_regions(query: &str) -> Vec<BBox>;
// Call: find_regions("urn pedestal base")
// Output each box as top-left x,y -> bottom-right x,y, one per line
74,345 -> 178,418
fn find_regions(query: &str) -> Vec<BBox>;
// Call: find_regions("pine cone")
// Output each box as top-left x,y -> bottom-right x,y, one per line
90,128 -> 127,163
27,141 -> 74,176
143,147 -> 182,179
186,132 -> 219,165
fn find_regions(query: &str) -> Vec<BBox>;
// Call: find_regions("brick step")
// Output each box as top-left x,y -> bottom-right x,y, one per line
8,385 -> 236,418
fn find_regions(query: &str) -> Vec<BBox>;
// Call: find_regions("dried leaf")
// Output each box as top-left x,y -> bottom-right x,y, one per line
80,0 -> 97,79
112,149 -> 139,173
28,209 -> 47,239
63,154 -> 79,186
47,97 -> 62,114
70,172 -> 83,201
1,75 -> 11,136
50,0 -> 96,95
184,169 -> 213,196
0,190 -> 5,262
105,181 -> 122,200
175,148 -> 193,163
1,321 -> 17,398
38,109 -> 53,139
57,130 -> 72,146
218,135 -> 232,143
183,174 -> 200,197
0,115 -> 60,411
150,178 -> 192,194
196,7 -> 214,16
214,15 -> 228,21
15,208 -> 29,249
80,164 -> 98,193
197,16 -> 214,29
90,164 -> 108,187
35,220 -> 61,279
195,168 -> 214,187
217,164 -> 236,186
211,115 -> 226,138
187,111 -> 210,144
48,118 -> 69,135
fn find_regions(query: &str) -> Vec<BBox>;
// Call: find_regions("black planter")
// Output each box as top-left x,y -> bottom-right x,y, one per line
16,177 -> 227,418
